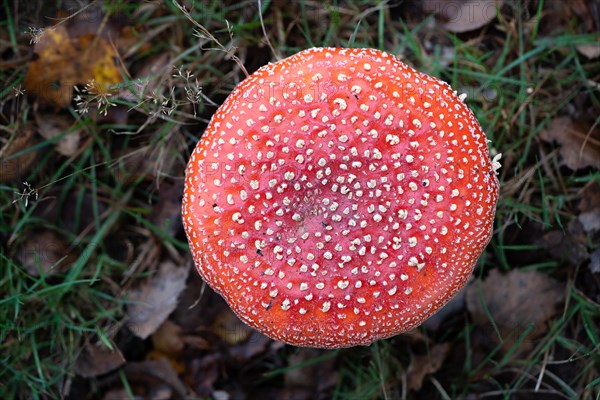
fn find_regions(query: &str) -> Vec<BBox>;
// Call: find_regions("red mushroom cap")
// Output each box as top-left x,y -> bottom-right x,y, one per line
182,47 -> 499,348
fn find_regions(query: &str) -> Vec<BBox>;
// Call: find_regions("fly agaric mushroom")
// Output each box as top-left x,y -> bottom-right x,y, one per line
182,47 -> 499,348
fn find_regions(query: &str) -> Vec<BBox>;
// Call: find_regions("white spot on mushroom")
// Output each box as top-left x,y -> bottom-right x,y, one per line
333,98 -> 347,110
337,280 -> 349,289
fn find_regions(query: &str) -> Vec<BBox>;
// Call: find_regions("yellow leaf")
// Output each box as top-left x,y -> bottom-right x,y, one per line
24,25 -> 122,107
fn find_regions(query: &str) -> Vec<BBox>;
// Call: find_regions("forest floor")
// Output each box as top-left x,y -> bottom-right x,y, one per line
1,1 -> 600,399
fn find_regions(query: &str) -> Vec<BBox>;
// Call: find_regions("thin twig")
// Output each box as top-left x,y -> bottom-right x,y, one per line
258,0 -> 281,60
171,0 -> 248,77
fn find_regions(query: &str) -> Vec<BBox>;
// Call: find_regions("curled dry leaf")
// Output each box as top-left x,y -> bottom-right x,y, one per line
569,0 -> 600,59
466,269 -> 564,338
75,343 -> 125,378
465,269 -> 564,362
152,320 -> 185,355
150,321 -> 204,375
24,25 -> 121,107
34,110 -> 80,157
539,116 -> 600,171
576,43 -> 600,59
423,0 -> 502,33
127,260 -> 189,339
539,219 -> 590,267
407,343 -> 451,391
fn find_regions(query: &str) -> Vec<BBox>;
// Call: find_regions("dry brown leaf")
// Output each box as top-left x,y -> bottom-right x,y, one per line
576,43 -> 600,59
0,127 -> 37,182
121,234 -> 162,282
34,110 -> 81,156
75,343 -> 125,378
578,183 -> 600,233
15,230 -> 76,276
539,117 -> 600,170
407,343 -> 451,391
569,1 -> 600,58
424,0 -> 502,33
466,269 -> 563,335
127,260 -> 189,339
146,350 -> 186,375
147,322 -> 188,373
152,320 -> 185,355
466,269 -> 564,361
24,25 -> 121,107
539,219 -> 590,266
